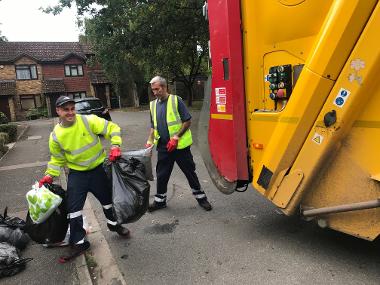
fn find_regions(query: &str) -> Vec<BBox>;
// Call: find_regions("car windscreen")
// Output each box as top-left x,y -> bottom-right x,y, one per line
75,100 -> 103,111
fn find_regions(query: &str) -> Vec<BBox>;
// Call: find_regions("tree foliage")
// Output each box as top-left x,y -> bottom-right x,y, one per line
45,0 -> 209,106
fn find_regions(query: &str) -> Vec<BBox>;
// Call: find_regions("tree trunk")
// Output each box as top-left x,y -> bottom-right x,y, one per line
185,82 -> 194,107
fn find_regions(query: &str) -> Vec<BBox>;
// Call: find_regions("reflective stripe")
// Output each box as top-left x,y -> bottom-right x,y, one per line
101,120 -> 109,135
107,220 -> 117,225
103,204 -> 112,210
167,121 -> 180,126
110,132 -> 121,137
192,189 -> 207,199
194,193 -> 206,199
75,239 -> 85,245
70,139 -> 98,155
170,94 -> 182,125
154,196 -> 166,202
48,163 -> 61,171
151,100 -> 160,143
52,131 -> 67,153
80,115 -> 97,140
52,152 -> 64,158
75,149 -> 104,167
69,211 -> 82,219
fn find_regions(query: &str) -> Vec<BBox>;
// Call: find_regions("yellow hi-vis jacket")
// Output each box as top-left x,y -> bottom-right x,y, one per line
150,94 -> 192,149
45,114 -> 122,177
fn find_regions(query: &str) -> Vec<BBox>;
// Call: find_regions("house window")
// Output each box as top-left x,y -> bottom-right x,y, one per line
16,65 -> 38,80
64,65 -> 83,77
20,95 -> 37,110
68,91 -> 86,99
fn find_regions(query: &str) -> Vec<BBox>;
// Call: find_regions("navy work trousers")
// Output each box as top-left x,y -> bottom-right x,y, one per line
156,146 -> 201,195
67,164 -> 116,244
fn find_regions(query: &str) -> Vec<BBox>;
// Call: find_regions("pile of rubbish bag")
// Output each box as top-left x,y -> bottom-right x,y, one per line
0,208 -> 32,279
24,183 -> 69,245
0,148 -> 152,279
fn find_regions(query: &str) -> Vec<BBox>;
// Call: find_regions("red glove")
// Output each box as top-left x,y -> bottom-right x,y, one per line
109,146 -> 121,162
166,136 -> 179,152
39,175 -> 53,187
145,142 -> 153,148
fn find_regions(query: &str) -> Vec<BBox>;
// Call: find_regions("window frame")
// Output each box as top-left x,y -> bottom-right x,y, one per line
67,91 -> 86,99
64,64 -> 84,77
19,94 -> 37,110
15,64 -> 38,80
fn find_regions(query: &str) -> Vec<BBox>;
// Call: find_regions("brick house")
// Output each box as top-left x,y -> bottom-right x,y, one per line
0,42 -> 113,121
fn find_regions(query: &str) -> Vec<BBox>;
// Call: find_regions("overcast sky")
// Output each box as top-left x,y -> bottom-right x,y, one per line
0,0 -> 82,42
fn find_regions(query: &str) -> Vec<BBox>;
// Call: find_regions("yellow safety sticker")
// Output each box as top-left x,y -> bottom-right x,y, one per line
217,104 -> 226,113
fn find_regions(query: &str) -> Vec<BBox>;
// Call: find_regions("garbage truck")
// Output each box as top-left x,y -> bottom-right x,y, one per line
199,0 -> 380,241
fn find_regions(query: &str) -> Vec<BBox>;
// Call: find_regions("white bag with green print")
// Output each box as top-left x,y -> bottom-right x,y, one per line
26,182 -> 62,224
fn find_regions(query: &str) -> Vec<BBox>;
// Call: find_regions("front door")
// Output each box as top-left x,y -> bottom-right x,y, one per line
94,85 -> 107,107
0,97 -> 11,121
49,93 -> 62,117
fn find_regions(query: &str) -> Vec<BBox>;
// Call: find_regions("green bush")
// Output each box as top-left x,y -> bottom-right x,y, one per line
26,107 -> 48,120
0,133 -> 9,156
0,124 -> 17,142
0,132 -> 9,144
0,112 -> 9,124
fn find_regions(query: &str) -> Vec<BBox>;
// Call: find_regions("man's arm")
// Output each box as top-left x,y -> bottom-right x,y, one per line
146,127 -> 155,145
45,133 -> 66,177
88,114 -> 122,146
174,120 -> 191,139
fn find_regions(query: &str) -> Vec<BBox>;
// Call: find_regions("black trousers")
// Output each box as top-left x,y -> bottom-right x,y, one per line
67,164 -> 116,244
156,147 -> 201,195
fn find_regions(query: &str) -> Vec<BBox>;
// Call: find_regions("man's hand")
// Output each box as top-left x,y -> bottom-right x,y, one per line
109,146 -> 121,162
166,135 -> 179,152
145,140 -> 153,148
39,175 -> 53,187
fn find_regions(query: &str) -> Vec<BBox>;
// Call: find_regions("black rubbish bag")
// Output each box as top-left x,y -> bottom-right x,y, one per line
122,148 -> 154,181
24,184 -> 69,244
0,208 -> 29,250
0,242 -> 32,279
111,157 -> 150,224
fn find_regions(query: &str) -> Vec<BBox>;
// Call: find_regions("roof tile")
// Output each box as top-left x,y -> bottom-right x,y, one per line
0,42 -> 93,63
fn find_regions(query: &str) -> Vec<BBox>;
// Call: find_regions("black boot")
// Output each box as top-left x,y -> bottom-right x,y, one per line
58,241 -> 90,263
148,201 -> 167,212
108,224 -> 130,237
197,198 -> 212,211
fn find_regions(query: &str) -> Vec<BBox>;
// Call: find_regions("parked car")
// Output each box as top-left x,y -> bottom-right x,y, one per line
75,97 -> 112,121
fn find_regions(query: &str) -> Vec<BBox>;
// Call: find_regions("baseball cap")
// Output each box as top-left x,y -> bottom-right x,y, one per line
55,96 -> 75,107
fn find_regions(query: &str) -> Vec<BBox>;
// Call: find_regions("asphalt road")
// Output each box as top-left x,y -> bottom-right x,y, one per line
90,109 -> 380,285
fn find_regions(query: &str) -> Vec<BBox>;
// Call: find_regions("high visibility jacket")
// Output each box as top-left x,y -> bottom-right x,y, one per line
46,114 -> 122,177
150,94 -> 192,149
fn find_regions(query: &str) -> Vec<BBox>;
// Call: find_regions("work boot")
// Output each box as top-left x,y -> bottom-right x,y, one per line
108,224 -> 130,237
197,198 -> 212,211
148,201 -> 167,212
58,241 -> 90,263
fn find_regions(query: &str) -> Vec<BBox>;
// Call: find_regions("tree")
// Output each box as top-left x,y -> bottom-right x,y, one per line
44,0 -> 209,106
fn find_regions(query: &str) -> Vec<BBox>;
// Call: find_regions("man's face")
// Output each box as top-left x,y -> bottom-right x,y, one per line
151,82 -> 167,100
56,102 -> 76,125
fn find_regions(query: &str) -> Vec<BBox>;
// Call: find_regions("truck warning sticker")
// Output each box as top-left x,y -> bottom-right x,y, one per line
348,58 -> 364,85
333,88 -> 351,108
215,87 -> 227,113
217,104 -> 226,112
312,133 -> 324,145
